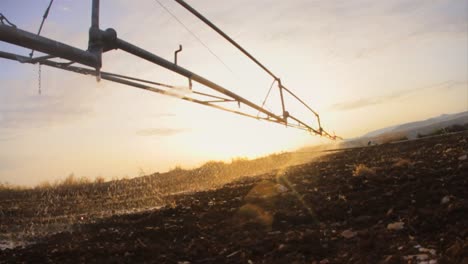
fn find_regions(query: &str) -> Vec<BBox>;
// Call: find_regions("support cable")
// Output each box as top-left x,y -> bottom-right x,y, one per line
28,0 -> 54,95
173,0 -> 277,80
30,0 -> 55,58
97,71 -> 233,102
38,64 -> 42,94
154,0 -> 234,74
172,0 -> 334,136
0,49 -> 338,138
257,79 -> 277,118
0,0 -> 340,139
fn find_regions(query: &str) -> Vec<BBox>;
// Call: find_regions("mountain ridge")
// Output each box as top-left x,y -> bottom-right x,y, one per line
362,111 -> 468,139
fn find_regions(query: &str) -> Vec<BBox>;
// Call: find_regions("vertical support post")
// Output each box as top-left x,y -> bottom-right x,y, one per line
89,0 -> 102,80
317,116 -> 323,135
91,0 -> 99,29
278,79 -> 288,122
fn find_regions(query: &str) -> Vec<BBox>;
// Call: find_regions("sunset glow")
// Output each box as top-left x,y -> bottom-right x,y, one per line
1,0 -> 467,186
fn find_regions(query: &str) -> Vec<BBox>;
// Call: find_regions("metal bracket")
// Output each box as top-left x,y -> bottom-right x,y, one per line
88,0 -> 102,81
0,0 -> 340,140
174,45 -> 182,65
0,13 -> 17,28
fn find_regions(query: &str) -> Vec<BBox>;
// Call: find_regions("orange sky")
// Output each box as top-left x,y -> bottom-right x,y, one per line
0,0 -> 467,186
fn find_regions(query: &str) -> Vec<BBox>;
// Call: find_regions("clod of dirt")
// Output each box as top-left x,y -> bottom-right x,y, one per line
1,132 -> 467,263
387,222 -> 404,230
276,184 -> 288,193
445,239 -> 467,258
404,254 -> 429,261
419,247 -> 437,256
441,196 -> 451,204
340,229 -> 357,239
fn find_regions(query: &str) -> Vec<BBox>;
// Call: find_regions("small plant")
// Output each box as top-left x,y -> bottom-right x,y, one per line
57,173 -> 91,187
36,181 -> 53,189
170,165 -> 184,172
94,176 -> 106,184
353,164 -> 376,177
0,182 -> 24,191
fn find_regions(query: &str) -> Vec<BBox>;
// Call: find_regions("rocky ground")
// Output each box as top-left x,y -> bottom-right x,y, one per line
1,132 -> 467,263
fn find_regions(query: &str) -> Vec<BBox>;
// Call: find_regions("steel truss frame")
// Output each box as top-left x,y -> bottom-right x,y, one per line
0,0 -> 339,139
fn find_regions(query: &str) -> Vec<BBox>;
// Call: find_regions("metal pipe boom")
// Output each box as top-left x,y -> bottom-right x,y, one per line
0,49 -> 336,137
172,0 -> 328,133
0,24 -> 99,68
173,0 -> 279,80
0,0 -> 340,139
115,38 -> 285,123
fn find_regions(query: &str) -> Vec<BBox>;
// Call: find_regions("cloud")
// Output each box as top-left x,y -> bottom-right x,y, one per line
0,95 -> 92,129
0,72 -> 99,136
136,128 -> 188,137
248,0 -> 468,61
333,98 -> 383,111
0,89 -> 93,128
332,80 -> 467,111
0,134 -> 18,142
332,92 -> 407,111
0,156 -> 19,173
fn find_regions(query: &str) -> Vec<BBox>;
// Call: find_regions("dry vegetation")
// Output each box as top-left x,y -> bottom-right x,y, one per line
2,131 -> 466,263
352,164 -> 376,177
0,151 -> 322,248
0,183 -> 25,191
35,174 -> 105,189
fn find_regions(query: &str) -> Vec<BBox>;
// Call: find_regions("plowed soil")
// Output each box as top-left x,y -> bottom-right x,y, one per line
1,132 -> 467,263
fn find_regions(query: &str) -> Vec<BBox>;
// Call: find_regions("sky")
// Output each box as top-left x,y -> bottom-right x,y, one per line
0,0 -> 467,186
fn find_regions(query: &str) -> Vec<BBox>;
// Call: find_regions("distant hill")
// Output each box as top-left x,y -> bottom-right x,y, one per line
343,111 -> 468,147
364,111 -> 468,138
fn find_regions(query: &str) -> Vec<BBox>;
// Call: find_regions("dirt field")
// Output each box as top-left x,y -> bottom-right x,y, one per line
1,132 -> 467,263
